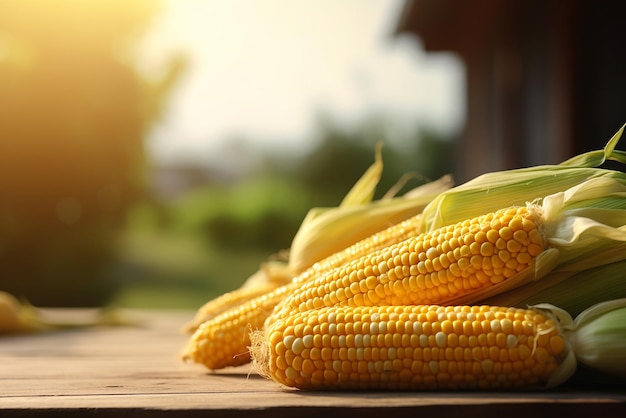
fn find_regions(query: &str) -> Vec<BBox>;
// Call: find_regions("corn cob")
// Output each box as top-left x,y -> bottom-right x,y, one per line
269,205 -> 545,324
0,291 -> 29,334
251,304 -> 574,390
182,213 -> 427,369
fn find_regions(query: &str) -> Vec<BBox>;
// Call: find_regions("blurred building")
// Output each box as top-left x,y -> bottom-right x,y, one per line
395,0 -> 626,182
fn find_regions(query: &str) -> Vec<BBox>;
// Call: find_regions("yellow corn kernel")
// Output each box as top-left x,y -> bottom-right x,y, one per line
182,214 -> 425,369
251,305 -> 570,390
271,206 -> 545,321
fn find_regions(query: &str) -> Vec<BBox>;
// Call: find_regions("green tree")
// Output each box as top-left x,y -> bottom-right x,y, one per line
296,115 -> 456,206
0,0 -> 183,306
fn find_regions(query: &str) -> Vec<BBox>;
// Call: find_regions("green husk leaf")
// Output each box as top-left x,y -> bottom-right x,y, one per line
558,123 -> 626,167
483,176 -> 626,312
288,175 -> 453,273
339,141 -> 384,207
569,298 -> 626,378
457,174 -> 626,306
486,259 -> 626,317
419,125 -> 626,233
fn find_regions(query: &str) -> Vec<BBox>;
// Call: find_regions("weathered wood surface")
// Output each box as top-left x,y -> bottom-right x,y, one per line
1,309 -> 625,417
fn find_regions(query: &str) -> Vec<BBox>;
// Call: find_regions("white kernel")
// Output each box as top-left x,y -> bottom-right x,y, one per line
370,322 -> 379,335
506,335 -> 518,348
491,319 -> 501,332
481,359 -> 494,374
291,338 -> 305,355
420,334 -> 429,347
285,367 -> 299,381
355,334 -> 363,347
435,331 -> 447,348
429,361 -> 439,374
338,335 -> 346,347
283,335 -> 295,350
426,247 -> 440,260
302,335 -> 314,348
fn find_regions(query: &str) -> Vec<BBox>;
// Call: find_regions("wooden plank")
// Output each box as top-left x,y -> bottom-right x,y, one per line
1,309 -> 625,417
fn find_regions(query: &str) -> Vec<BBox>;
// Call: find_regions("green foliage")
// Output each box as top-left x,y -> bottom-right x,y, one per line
172,175 -> 312,252
296,116 -> 456,205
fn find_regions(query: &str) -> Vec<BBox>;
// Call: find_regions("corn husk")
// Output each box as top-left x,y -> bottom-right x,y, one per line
568,298 -> 626,378
288,143 -> 453,274
437,173 -> 626,308
482,175 -> 626,313
487,260 -> 626,317
533,298 -> 626,385
419,124 -> 626,233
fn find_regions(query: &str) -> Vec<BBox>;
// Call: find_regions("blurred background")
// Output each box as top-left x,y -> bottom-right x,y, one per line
0,0 -> 624,309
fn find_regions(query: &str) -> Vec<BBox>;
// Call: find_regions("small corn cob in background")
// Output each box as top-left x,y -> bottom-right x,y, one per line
0,291 -> 45,334
250,299 -> 626,390
0,290 -> 134,335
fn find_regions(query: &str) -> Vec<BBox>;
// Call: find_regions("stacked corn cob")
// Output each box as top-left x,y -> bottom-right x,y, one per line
182,125 -> 626,390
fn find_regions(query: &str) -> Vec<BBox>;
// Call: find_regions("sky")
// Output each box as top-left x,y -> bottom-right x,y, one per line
139,0 -> 465,167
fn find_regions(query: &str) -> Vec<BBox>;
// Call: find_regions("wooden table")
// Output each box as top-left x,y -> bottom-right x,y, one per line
1,309 -> 625,417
